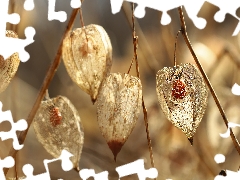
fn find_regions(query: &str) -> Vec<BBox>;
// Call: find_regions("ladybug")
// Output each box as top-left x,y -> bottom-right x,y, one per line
172,79 -> 186,99
49,106 -> 62,127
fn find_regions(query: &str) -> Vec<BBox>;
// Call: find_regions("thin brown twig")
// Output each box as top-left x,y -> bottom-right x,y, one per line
173,29 -> 182,67
122,3 -> 159,74
130,3 -> 156,173
79,0 -> 88,43
178,6 -> 240,155
4,8 -> 79,176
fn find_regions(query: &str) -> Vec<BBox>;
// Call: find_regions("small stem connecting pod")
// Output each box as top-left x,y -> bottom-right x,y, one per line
0,30 -> 20,93
96,73 -> 142,161
62,24 -> 112,103
33,96 -> 84,171
156,63 -> 208,145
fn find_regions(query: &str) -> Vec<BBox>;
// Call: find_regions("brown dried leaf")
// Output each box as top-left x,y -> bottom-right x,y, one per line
33,96 -> 84,170
96,73 -> 142,161
0,30 -> 20,93
62,24 -> 112,103
156,63 -> 208,144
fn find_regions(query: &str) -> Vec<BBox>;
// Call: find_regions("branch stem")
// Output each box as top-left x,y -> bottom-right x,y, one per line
178,6 -> 240,155
131,3 -> 156,174
4,8 -> 79,176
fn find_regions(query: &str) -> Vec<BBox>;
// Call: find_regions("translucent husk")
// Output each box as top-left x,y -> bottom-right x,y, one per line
96,73 -> 142,160
156,63 -> 208,144
33,96 -> 84,170
62,24 -> 112,103
0,30 -> 20,93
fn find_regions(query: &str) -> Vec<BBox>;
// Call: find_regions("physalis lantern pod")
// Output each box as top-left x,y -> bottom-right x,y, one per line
156,63 -> 208,144
96,73 -> 142,161
33,95 -> 84,170
62,24 -> 112,103
0,31 -> 20,93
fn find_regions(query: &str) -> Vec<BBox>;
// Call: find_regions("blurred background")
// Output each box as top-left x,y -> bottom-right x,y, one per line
0,0 -> 240,179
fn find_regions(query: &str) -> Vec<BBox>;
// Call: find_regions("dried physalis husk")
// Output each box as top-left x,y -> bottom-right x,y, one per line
156,63 -> 208,145
7,177 -> 26,180
62,24 -> 112,103
33,96 -> 84,170
96,73 -> 142,161
0,30 -> 20,93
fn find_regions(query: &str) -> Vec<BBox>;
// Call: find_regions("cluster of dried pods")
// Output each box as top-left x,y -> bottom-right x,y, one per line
61,24 -> 142,161
0,24 -> 207,177
0,26 -> 208,171
33,23 -> 208,168
33,23 -> 142,168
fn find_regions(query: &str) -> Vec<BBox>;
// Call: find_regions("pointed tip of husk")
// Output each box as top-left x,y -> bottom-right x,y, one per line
188,137 -> 193,145
91,97 -> 97,104
107,140 -> 124,162
74,166 -> 80,172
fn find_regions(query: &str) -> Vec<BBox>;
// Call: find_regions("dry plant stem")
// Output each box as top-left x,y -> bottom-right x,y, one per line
79,0 -> 88,43
122,3 -> 159,74
178,6 -> 240,155
173,29 -> 182,67
4,9 -> 80,176
131,3 -> 156,172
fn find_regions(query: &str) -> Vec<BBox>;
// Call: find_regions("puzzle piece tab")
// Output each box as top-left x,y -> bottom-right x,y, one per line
0,0 -> 35,62
0,102 -> 28,150
79,169 -> 109,180
109,0 -> 240,35
23,150 -> 74,180
116,159 -> 158,180
48,0 -> 67,22
0,156 -> 14,180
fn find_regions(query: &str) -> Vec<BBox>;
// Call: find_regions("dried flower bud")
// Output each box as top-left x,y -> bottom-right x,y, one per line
62,24 -> 112,103
33,96 -> 84,170
156,63 -> 208,144
0,30 -> 20,93
96,73 -> 142,161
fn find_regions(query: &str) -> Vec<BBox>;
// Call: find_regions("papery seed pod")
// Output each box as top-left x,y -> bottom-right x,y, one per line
0,30 -> 20,93
33,96 -> 84,170
7,176 -> 26,180
96,73 -> 142,161
156,63 -> 208,145
62,24 -> 112,103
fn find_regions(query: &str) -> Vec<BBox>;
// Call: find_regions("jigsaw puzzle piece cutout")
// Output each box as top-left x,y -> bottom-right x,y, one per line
214,170 -> 240,179
183,0 -> 207,29
110,0 -> 207,27
23,164 -> 50,180
70,0 -> 81,8
0,0 -> 20,39
128,0 -> 186,22
0,102 -> 28,150
24,0 -> 35,11
79,169 -> 109,180
0,156 -> 14,180
116,159 -> 158,180
206,0 -> 240,22
205,0 -> 240,36
44,149 -> 74,172
0,26 -> 35,62
110,0 -> 124,14
23,150 -> 74,180
48,0 -> 67,22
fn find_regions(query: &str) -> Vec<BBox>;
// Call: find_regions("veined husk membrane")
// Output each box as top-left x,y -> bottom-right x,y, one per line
97,73 -> 142,161
0,30 -> 20,93
33,96 -> 84,170
62,24 -> 112,103
156,63 -> 208,145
